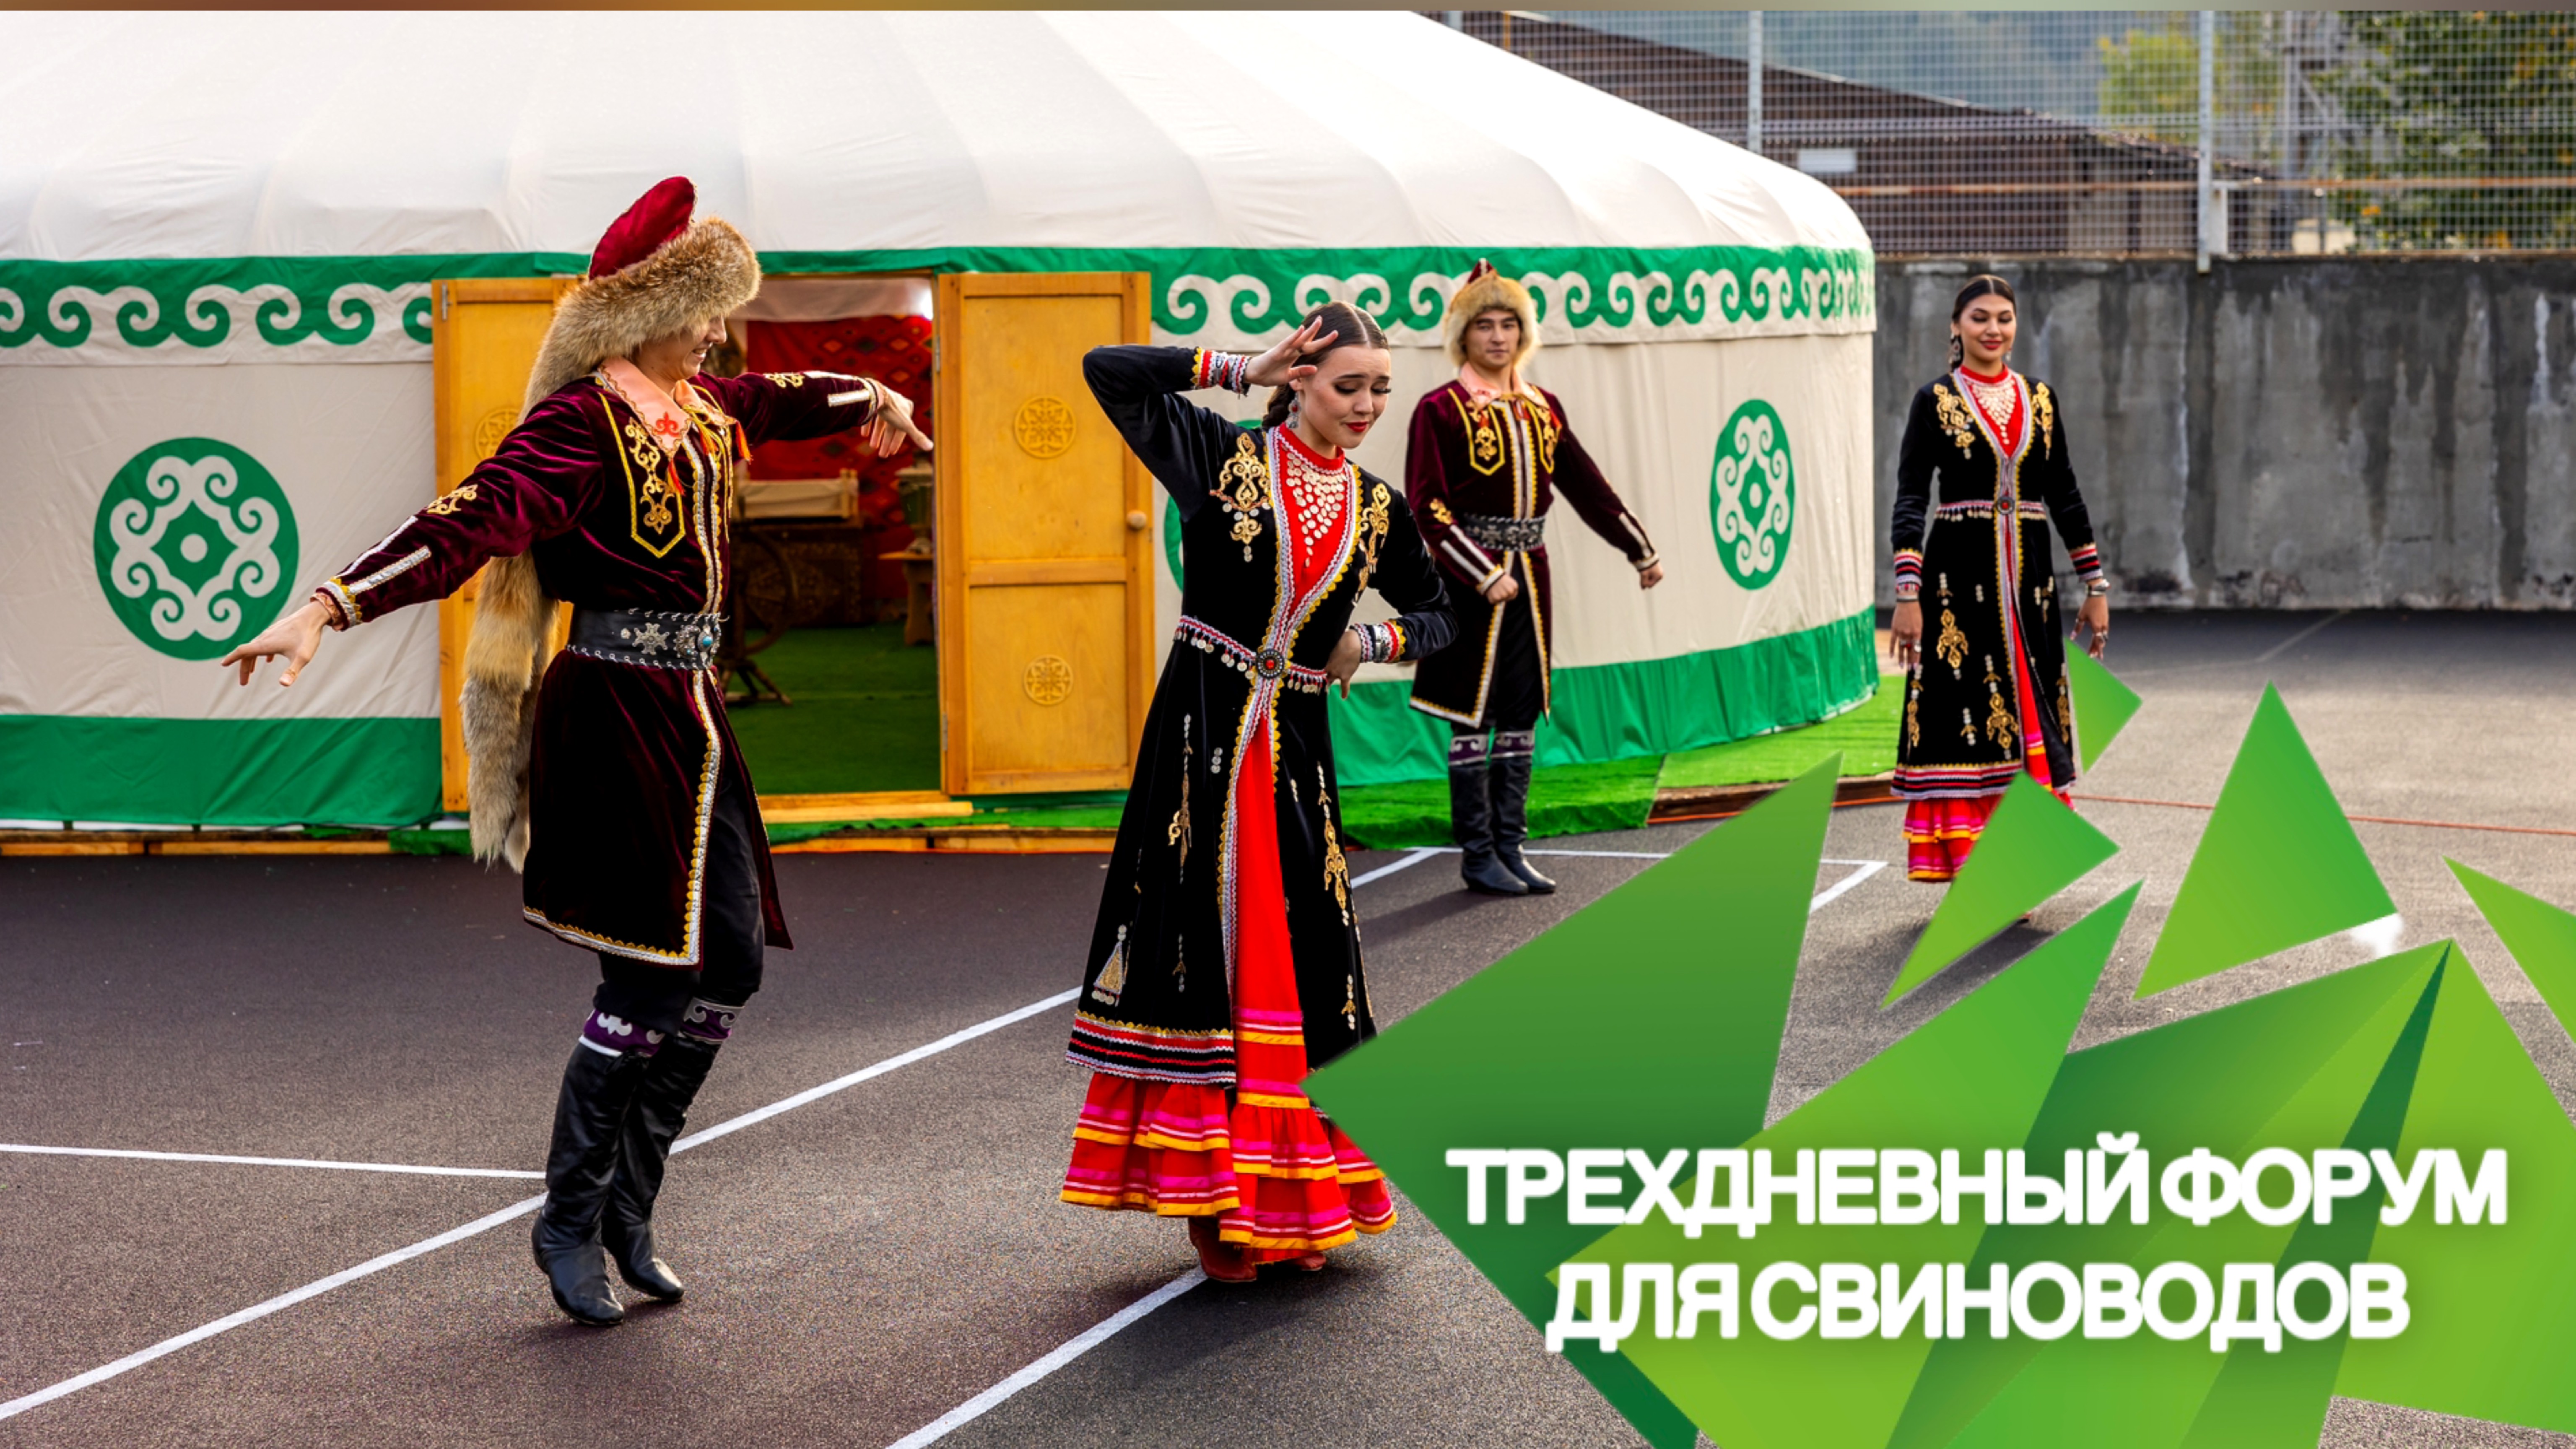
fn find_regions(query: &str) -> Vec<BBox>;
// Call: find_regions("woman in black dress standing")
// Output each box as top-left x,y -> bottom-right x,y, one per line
1057,304 -> 1455,1282
1888,275 -> 2109,880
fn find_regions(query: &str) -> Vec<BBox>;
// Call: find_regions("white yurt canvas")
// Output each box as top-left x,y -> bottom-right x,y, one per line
0,9 -> 1876,826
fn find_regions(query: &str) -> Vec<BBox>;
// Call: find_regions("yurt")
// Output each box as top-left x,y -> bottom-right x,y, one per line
0,10 -> 1877,831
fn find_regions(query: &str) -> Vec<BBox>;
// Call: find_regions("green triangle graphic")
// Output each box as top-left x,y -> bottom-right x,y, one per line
2334,944 -> 2576,1432
2449,860 -> 2576,1045
1581,886 -> 2138,1449
2066,647 -> 2143,773
1884,773 -> 2119,1005
1306,755 -> 1840,1449
2135,685 -> 2395,997
2169,952 -> 2445,1449
1887,942 -> 2446,1449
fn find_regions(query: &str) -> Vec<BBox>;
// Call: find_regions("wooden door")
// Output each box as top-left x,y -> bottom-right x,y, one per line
934,273 -> 1154,796
430,277 -> 572,812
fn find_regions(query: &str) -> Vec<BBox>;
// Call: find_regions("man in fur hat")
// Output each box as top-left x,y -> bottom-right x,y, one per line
222,177 -> 928,1326
1405,260 -> 1664,896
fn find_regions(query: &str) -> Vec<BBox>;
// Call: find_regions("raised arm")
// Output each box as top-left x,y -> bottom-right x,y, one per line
1081,345 -> 1262,521
221,392 -> 603,685
694,369 -> 915,454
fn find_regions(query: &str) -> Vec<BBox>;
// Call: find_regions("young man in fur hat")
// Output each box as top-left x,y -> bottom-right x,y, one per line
1405,260 -> 1665,896
223,177 -> 928,1326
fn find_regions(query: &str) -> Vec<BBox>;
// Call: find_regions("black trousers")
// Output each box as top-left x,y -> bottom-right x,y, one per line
593,769 -> 766,1036
1453,594 -> 1544,737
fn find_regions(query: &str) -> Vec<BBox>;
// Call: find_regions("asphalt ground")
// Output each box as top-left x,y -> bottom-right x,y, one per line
1,610 -> 2571,1449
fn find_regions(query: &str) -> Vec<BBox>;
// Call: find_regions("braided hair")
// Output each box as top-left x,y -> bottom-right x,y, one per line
1263,301 -> 1391,428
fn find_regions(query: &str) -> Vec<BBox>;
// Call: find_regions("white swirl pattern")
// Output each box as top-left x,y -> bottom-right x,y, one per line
105,454 -> 286,642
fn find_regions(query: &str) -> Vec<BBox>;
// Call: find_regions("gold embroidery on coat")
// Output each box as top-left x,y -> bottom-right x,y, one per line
1427,498 -> 1454,527
1961,707 -> 1980,748
2032,384 -> 2056,454
1356,481 -> 1392,587
1528,397 -> 1561,474
1214,433 -> 1271,561
1464,396 -> 1506,475
1932,383 -> 1977,455
424,483 -> 478,517
1905,677 -> 1922,750
2057,674 -> 2073,736
1319,767 -> 1351,924
1089,925 -> 1129,1007
613,414 -> 687,558
1984,656 -> 2020,757
769,372 -> 808,388
1933,575 -> 1969,674
1169,716 -> 1193,871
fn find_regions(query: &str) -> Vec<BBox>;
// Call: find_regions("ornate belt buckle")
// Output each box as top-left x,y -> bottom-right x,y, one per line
1253,647 -> 1287,680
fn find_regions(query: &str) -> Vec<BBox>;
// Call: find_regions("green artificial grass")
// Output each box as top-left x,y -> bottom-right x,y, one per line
1336,756 -> 1666,851
1655,675 -> 1901,791
726,623 -> 941,795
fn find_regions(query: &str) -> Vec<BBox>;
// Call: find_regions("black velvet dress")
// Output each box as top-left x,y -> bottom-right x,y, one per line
1059,346 -> 1455,1257
1889,368 -> 2104,880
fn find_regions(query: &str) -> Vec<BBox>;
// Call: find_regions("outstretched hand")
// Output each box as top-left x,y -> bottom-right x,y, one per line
220,598 -> 332,688
863,383 -> 933,458
1245,317 -> 1339,391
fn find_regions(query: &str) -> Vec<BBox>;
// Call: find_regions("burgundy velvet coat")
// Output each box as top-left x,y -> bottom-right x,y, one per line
323,370 -> 873,965
1403,380 -> 1657,727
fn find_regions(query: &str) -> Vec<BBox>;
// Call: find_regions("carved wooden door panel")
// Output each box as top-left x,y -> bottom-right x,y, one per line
933,272 -> 1153,795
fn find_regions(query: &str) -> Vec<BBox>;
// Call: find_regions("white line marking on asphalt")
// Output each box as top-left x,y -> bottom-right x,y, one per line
1810,859 -> 1887,912
1348,846 -> 1444,888
5,844 -> 1896,1424
0,987 -> 1085,1423
0,1145 -> 543,1179
882,1270 -> 1210,1449
673,989 -> 1080,1154
0,1193 -> 547,1422
2252,608 -> 2349,663
881,861 -> 1888,1446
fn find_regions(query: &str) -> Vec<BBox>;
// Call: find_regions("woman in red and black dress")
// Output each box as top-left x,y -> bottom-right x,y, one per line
1059,304 -> 1454,1282
1888,275 -> 2110,880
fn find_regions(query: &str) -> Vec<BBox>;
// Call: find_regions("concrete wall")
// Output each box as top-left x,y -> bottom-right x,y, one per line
1873,257 -> 2576,609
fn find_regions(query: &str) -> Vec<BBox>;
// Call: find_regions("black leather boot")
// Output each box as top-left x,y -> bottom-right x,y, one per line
602,1034 -> 721,1302
531,1043 -> 651,1326
1450,758 -> 1527,896
1491,749 -> 1556,893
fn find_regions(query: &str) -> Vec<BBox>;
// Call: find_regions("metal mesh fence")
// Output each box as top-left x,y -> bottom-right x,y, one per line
1441,10 -> 2576,257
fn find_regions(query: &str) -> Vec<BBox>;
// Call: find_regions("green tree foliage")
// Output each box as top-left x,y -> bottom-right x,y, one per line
2322,10 -> 2576,249
2095,13 -> 2278,147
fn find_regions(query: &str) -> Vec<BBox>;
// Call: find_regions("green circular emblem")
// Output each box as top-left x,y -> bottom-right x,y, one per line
1709,400 -> 1794,590
93,438 -> 300,660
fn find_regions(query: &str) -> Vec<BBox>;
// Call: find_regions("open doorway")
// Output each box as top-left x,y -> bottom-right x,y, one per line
715,276 -> 940,797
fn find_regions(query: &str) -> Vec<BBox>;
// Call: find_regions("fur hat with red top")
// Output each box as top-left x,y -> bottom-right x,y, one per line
1442,257 -> 1540,370
521,176 -> 762,412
